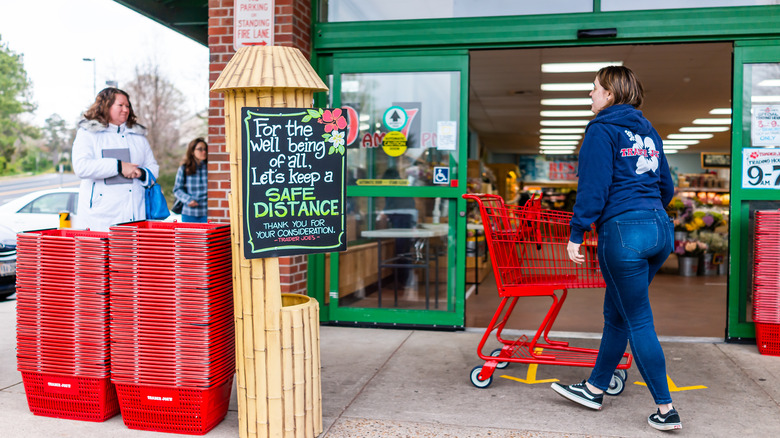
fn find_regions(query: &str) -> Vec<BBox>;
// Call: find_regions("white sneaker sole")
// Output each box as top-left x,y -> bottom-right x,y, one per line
551,383 -> 602,410
648,419 -> 682,431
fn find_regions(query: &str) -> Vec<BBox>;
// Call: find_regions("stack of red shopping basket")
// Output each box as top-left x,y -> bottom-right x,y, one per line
15,229 -> 119,421
109,221 -> 234,435
753,210 -> 780,356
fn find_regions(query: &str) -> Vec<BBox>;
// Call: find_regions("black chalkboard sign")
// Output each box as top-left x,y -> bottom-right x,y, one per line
241,107 -> 347,258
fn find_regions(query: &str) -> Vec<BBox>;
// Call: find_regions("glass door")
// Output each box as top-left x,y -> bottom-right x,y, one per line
728,43 -> 780,339
321,51 -> 469,327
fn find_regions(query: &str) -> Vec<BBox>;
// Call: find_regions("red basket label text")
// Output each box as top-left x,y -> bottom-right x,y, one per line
44,376 -> 80,395
140,387 -> 181,407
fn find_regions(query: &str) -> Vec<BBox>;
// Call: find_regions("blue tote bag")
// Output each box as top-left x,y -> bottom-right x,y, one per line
145,172 -> 170,220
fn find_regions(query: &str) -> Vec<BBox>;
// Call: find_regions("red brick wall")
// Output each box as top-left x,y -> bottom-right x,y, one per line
207,0 -> 313,294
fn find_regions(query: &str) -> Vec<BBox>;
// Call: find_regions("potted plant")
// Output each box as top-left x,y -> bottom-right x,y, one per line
674,239 -> 708,276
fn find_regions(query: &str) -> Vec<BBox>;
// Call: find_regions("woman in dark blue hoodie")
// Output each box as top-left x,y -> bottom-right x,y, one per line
550,66 -> 681,432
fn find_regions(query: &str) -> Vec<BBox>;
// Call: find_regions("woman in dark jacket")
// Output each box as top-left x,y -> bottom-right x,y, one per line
550,66 -> 681,432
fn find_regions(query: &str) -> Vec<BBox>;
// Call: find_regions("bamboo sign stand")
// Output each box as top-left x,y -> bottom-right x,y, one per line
211,46 -> 328,438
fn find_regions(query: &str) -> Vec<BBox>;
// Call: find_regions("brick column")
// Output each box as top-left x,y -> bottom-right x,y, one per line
208,0 -> 313,295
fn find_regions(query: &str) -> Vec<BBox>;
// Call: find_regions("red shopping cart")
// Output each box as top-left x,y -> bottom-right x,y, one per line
463,193 -> 632,393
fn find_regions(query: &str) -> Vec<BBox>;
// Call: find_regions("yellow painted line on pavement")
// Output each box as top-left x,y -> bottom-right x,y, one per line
634,375 -> 707,392
499,347 -> 560,385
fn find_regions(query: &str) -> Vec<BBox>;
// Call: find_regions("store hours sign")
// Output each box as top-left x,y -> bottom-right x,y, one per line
241,107 -> 347,258
742,148 -> 780,189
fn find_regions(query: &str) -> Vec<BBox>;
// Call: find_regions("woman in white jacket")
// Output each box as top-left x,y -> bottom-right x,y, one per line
72,88 -> 159,231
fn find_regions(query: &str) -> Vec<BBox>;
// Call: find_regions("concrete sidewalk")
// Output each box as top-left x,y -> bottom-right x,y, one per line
2,298 -> 780,437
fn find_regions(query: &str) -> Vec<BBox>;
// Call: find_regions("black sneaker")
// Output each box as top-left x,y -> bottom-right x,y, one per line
648,407 -> 682,431
551,380 -> 603,410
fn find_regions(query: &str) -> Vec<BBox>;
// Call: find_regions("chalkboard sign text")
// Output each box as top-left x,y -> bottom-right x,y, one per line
241,107 -> 347,258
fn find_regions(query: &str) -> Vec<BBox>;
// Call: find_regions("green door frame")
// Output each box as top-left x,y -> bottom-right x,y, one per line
308,50 -> 469,327
728,41 -> 780,340
309,3 -> 780,335
313,6 -> 780,51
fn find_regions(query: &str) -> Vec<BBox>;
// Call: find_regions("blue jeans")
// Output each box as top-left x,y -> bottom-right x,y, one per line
182,214 -> 207,223
587,209 -> 674,405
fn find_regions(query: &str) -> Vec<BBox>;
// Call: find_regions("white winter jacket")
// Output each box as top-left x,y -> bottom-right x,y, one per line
72,119 -> 159,231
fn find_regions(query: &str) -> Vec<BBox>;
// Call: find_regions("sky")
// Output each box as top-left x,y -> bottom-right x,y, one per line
0,0 -> 209,128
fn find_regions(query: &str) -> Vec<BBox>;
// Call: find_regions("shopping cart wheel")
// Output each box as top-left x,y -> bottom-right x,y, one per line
490,349 -> 509,369
615,368 -> 627,382
470,366 -> 493,388
605,372 -> 626,396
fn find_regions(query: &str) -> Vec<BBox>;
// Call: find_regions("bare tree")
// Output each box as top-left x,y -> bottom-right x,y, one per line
124,62 -> 187,169
42,113 -> 72,168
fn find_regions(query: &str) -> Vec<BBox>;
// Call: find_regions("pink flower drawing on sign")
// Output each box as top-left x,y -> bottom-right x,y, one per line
320,109 -> 347,133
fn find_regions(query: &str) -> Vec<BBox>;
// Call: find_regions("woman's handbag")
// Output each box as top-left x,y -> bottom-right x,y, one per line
171,199 -> 184,215
171,165 -> 186,214
145,172 -> 170,220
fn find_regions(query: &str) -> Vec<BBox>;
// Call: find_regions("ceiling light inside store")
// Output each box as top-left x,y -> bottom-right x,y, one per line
692,118 -> 732,125
541,61 -> 623,73
664,140 -> 700,145
540,135 -> 582,140
679,126 -> 730,132
758,79 -> 780,87
710,108 -> 732,115
540,120 -> 590,126
668,133 -> 714,139
664,145 -> 689,150
540,110 -> 594,117
540,146 -> 577,150
751,96 -> 780,102
540,140 -> 579,145
665,150 -> 679,154
541,83 -> 594,91
540,149 -> 577,155
541,98 -> 593,106
540,128 -> 586,134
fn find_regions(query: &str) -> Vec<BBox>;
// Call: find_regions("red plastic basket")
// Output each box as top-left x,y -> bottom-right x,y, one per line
21,372 -> 119,422
755,322 -> 780,356
114,377 -> 233,435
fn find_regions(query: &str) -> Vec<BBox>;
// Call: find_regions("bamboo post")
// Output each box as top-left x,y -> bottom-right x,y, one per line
211,46 -> 328,438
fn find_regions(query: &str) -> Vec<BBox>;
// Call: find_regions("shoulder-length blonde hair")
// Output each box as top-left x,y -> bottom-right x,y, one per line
82,87 -> 138,127
597,66 -> 644,109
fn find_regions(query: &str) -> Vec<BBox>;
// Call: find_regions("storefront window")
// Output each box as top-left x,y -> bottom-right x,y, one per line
341,71 -> 460,187
602,0 -> 780,11
742,63 -> 780,148
334,196 -> 453,310
741,63 -> 780,324
320,0 -> 591,22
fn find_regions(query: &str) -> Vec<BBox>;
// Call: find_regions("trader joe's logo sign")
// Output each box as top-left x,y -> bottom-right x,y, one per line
241,107 -> 347,258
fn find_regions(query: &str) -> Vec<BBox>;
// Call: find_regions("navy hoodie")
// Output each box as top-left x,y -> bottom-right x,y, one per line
569,104 -> 674,244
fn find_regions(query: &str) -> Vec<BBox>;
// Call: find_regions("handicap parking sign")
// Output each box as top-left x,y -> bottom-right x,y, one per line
433,166 -> 449,185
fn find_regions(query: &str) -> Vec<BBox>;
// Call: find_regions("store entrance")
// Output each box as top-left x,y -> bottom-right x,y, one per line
465,43 -> 733,338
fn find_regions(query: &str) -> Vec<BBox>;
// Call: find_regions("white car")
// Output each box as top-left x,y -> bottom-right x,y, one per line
0,188 -> 79,233
0,187 -> 180,234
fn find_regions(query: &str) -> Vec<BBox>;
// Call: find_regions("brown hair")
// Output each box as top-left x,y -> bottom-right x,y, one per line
596,66 -> 644,109
82,87 -> 138,127
182,137 -> 207,175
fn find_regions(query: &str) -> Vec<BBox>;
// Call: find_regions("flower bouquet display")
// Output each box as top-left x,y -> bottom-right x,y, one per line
668,197 -> 694,242
674,239 -> 708,276
692,230 -> 729,276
